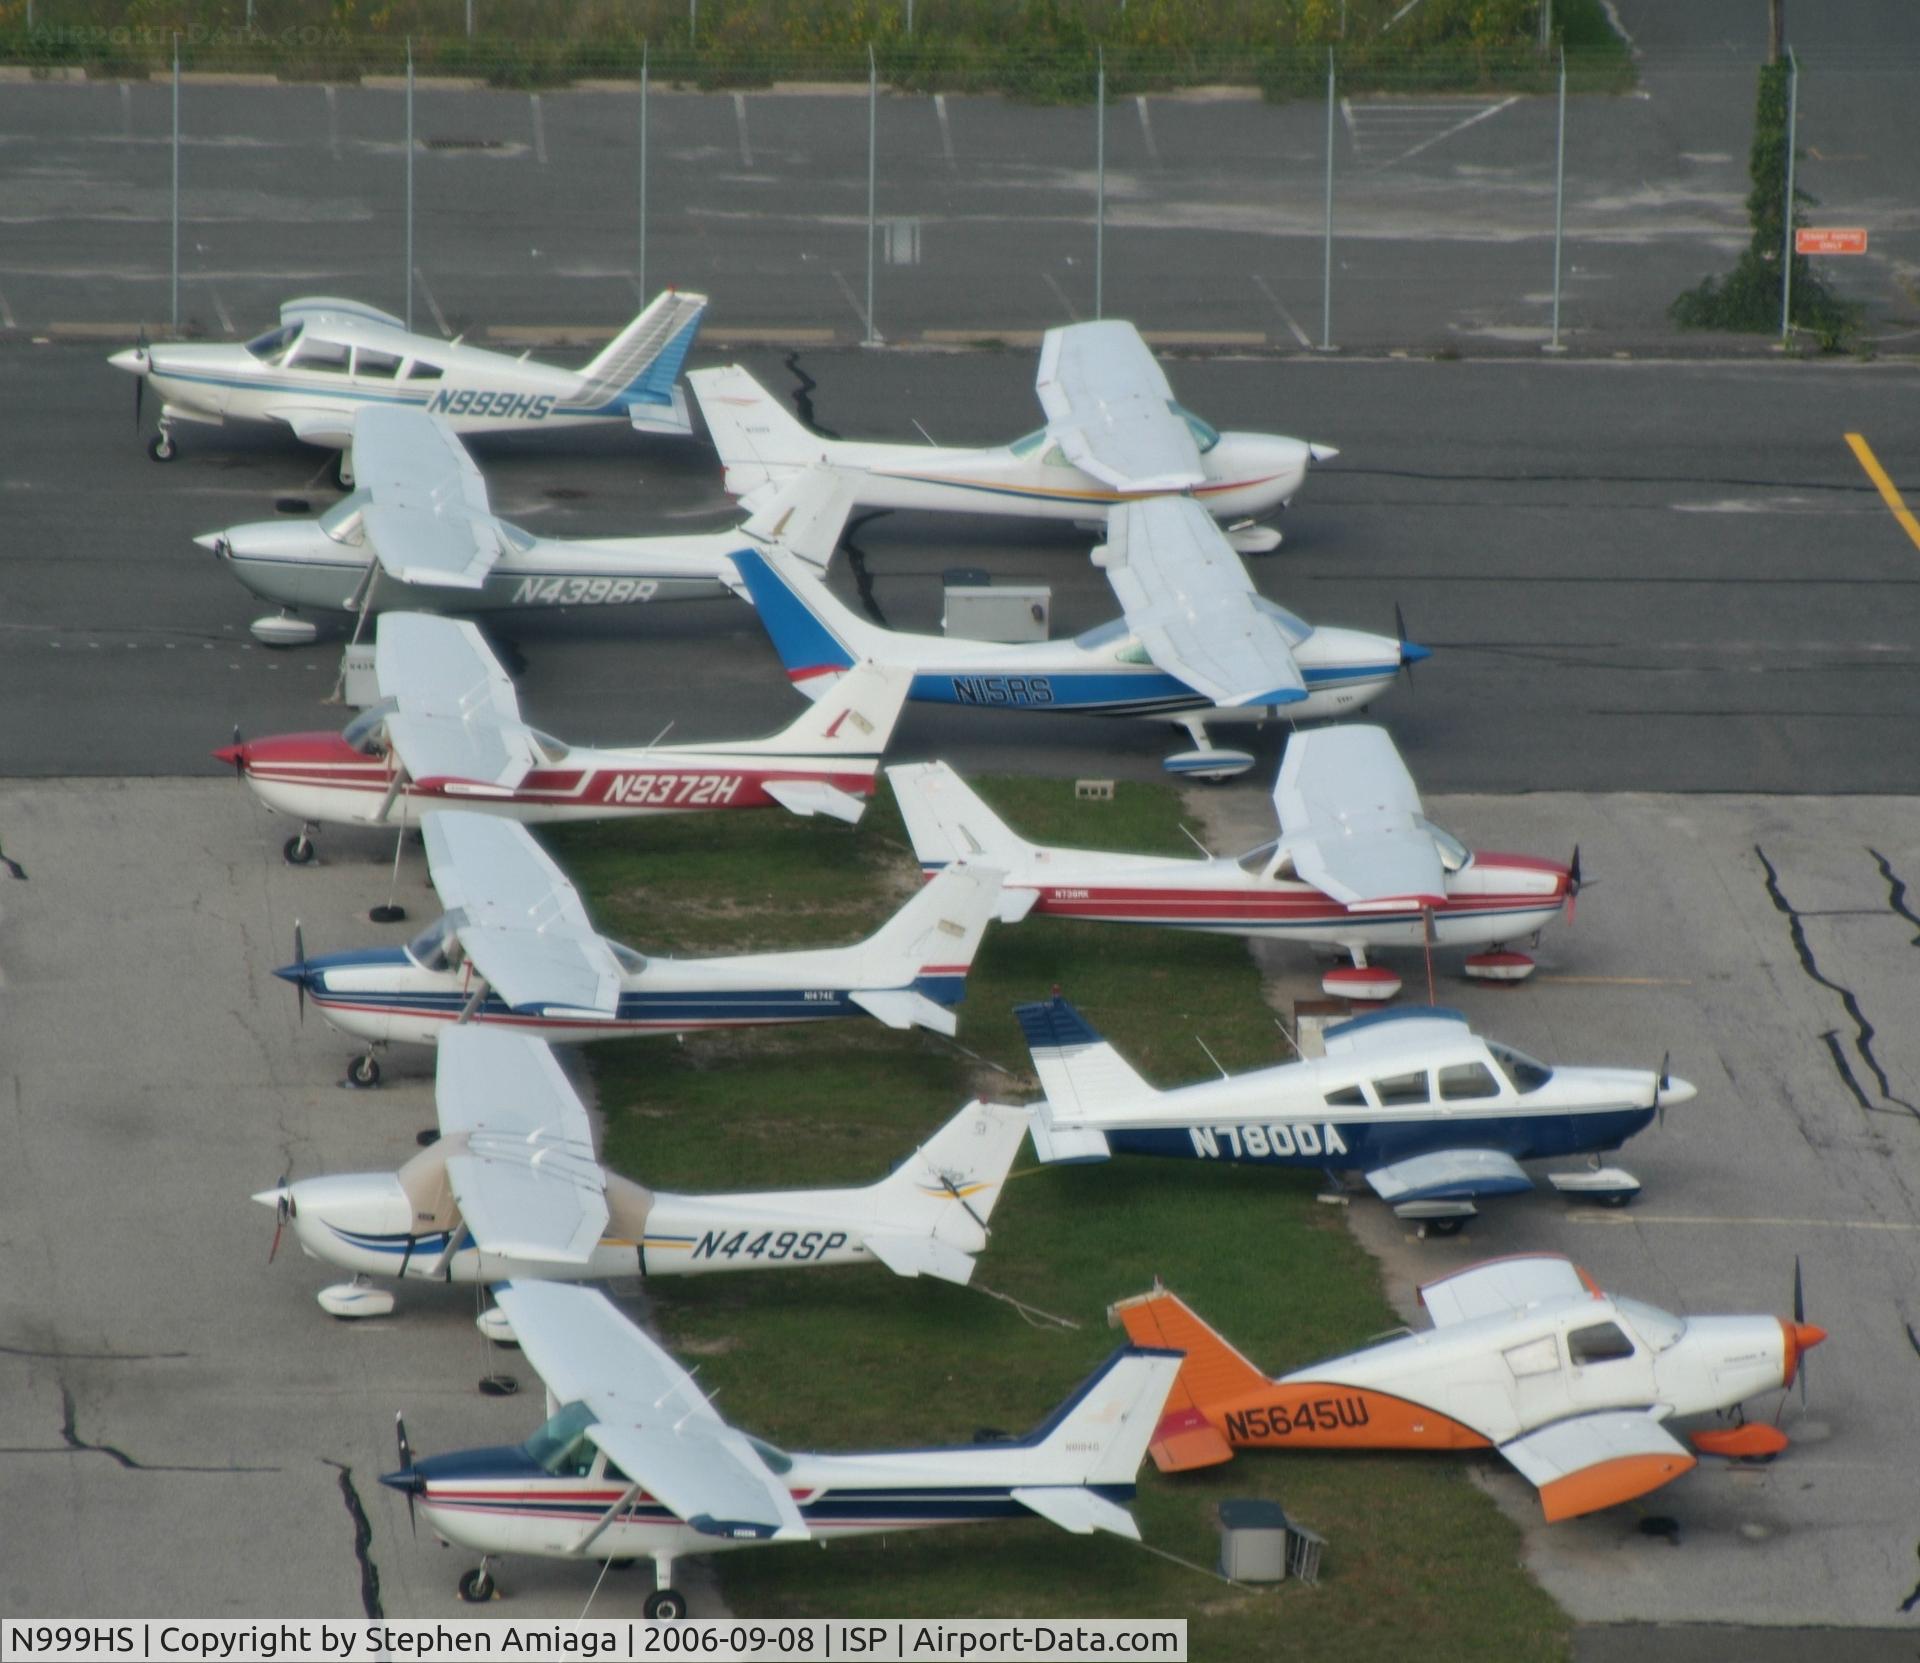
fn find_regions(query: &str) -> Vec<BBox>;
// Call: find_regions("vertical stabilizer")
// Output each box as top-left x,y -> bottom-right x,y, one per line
858,1100 -> 1030,1283
1019,1346 -> 1187,1491
732,544 -> 899,697
1108,1288 -> 1264,1471
689,364 -> 836,496
578,290 -> 709,432
887,762 -> 1040,885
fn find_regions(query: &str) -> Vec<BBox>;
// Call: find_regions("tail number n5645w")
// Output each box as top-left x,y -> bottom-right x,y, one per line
601,773 -> 745,807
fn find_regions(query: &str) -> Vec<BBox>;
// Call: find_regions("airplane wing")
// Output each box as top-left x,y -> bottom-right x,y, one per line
1273,726 -> 1448,910
1033,321 -> 1204,493
1098,497 -> 1307,708
374,612 -> 541,793
352,406 -> 502,591
1418,1254 -> 1593,1328
436,1028 -> 607,1264
493,1283 -> 809,1542
1498,1411 -> 1697,1523
422,812 -> 622,1020
1364,1149 -> 1535,1210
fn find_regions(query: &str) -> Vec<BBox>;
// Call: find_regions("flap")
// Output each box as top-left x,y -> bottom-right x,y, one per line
278,408 -> 355,448
1273,726 -> 1447,909
763,778 -> 867,825
850,988 -> 958,1037
375,613 -> 539,792
352,406 -> 500,590
1011,1485 -> 1141,1541
1034,322 -> 1203,493
862,1232 -> 978,1286
1365,1149 -> 1535,1208
1418,1255 -> 1593,1328
1100,497 -> 1307,708
1029,1113 -> 1113,1166
1500,1411 -> 1696,1523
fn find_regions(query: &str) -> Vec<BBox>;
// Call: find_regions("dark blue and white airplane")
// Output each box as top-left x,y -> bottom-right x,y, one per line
732,479 -> 1425,780
382,1281 -> 1182,1614
1016,998 -> 1693,1232
278,810 -> 1001,1086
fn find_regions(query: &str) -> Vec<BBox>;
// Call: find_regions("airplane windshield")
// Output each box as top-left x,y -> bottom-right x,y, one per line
1488,1041 -> 1553,1094
529,728 -> 571,765
1417,816 -> 1472,873
745,1434 -> 792,1476
1168,402 -> 1221,454
340,698 -> 394,756
405,912 -> 464,974
246,323 -> 301,364
1251,596 -> 1312,646
1612,1297 -> 1685,1352
1009,428 -> 1050,459
608,940 -> 647,974
319,489 -> 371,545
498,520 -> 537,554
523,1400 -> 599,1477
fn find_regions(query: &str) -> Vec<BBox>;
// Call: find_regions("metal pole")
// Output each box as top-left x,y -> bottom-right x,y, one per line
406,39 -> 414,333
171,34 -> 180,329
466,0 -> 474,39
1095,47 -> 1105,320
639,42 -> 649,303
1780,45 -> 1797,340
1321,47 -> 1334,350
1549,46 -> 1566,351
907,0 -> 914,38
865,45 -> 878,345
689,0 -> 697,48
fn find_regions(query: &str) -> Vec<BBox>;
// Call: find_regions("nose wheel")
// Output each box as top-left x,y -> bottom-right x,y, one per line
283,824 -> 320,866
147,430 -> 177,462
457,1562 -> 496,1603
345,1050 -> 383,1089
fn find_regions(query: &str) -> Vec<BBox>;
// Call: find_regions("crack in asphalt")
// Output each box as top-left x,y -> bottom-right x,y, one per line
55,1386 -> 275,1474
840,511 -> 891,626
323,1458 -> 385,1619
1869,848 -> 1920,946
0,1343 -> 189,1361
1757,845 -> 1918,1122
783,351 -> 838,439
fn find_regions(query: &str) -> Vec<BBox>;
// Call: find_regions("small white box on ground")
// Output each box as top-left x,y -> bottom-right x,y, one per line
1075,780 -> 1115,801
943,584 -> 1051,643
339,642 -> 379,708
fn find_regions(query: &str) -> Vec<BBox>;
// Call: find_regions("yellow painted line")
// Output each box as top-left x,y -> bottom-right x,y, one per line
1845,432 -> 1920,553
1572,1212 -> 1920,1232
1535,975 -> 1694,988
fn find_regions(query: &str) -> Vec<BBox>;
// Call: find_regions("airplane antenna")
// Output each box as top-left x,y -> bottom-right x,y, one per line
1272,1013 -> 1301,1058
1194,1033 -> 1230,1081
910,418 -> 938,446
641,719 -> 676,755
1177,823 -> 1214,859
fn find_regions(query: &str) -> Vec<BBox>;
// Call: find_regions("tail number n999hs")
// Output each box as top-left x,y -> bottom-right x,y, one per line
601,773 -> 745,808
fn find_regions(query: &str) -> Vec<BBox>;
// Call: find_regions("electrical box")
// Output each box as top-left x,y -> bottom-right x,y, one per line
1217,1499 -> 1290,1583
942,584 -> 1051,644
339,642 -> 379,709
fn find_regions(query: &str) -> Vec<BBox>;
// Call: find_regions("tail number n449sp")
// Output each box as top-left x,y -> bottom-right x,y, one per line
600,773 -> 745,808
693,1229 -> 849,1264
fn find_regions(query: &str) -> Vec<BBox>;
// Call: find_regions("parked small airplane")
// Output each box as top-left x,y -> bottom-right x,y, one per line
1111,1257 -> 1825,1523
257,1024 -> 1027,1319
891,730 -> 1577,1000
219,612 -> 909,865
1018,997 -> 1691,1229
110,290 -> 706,472
734,492 -> 1425,779
689,319 -> 1334,550
277,810 -> 1001,1084
381,1280 -> 1183,1612
196,409 -> 851,647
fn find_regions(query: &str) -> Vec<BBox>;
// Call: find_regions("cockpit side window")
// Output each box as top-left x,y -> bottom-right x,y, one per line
1438,1062 -> 1501,1101
1372,1071 -> 1431,1106
354,347 -> 402,379
1416,816 -> 1473,873
405,913 -> 465,974
1566,1322 -> 1635,1366
523,1400 -> 598,1477
340,698 -> 395,756
292,337 -> 351,373
1041,443 -> 1074,469
245,323 -> 301,364
1323,1083 -> 1366,1108
1009,428 -> 1049,459
405,359 -> 445,382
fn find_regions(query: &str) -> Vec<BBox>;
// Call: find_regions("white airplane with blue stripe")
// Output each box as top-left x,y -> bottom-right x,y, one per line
279,810 -> 1001,1086
733,485 -> 1425,780
690,319 -> 1334,551
1018,996 -> 1693,1232
109,290 -> 706,475
380,1280 -> 1184,1615
257,1025 -> 1028,1321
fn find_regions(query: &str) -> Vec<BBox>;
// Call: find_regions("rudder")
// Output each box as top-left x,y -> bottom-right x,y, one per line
887,762 -> 1037,876
689,364 -> 832,496
1109,1287 -> 1265,1471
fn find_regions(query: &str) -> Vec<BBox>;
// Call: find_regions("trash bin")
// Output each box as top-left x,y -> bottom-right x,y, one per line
1216,1499 -> 1290,1583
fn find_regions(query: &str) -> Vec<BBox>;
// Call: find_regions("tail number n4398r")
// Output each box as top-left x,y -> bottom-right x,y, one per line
601,773 -> 745,807
510,576 -> 661,605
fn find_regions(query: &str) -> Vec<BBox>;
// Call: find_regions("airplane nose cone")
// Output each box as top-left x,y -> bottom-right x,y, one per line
1400,641 -> 1433,666
378,1469 -> 426,1496
1781,1318 -> 1828,1387
213,743 -> 245,769
1308,443 -> 1339,463
271,962 -> 307,986
1663,1076 -> 1699,1106
108,348 -> 148,374
251,1186 -> 290,1211
194,532 -> 223,552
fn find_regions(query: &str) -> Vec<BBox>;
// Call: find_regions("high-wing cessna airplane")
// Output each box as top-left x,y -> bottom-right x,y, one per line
278,810 -> 1002,1084
689,319 -> 1335,551
1112,1258 -> 1826,1523
197,410 -> 853,647
220,612 -> 909,864
733,491 -> 1425,778
381,1280 -> 1183,1613
1019,998 -> 1692,1230
258,1025 -> 1028,1318
110,290 -> 707,472
891,730 -> 1577,1000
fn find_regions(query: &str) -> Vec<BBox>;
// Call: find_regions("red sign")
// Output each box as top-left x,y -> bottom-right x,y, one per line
1796,228 -> 1869,255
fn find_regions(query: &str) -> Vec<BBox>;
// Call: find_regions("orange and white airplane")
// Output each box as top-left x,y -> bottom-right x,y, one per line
1112,1256 -> 1825,1522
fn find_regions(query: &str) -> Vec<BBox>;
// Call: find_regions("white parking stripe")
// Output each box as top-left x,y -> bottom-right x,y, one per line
934,94 -> 955,167
414,268 -> 449,337
1041,270 -> 1081,322
0,286 -> 14,330
208,286 -> 235,337
732,91 -> 753,169
530,93 -> 547,164
1135,97 -> 1159,165
324,84 -> 338,160
1572,1213 -> 1920,1232
1251,275 -> 1310,349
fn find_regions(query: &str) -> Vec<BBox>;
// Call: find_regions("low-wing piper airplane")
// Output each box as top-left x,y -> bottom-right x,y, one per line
381,1280 -> 1183,1612
1018,997 -> 1693,1229
891,730 -> 1578,1000
219,612 -> 909,865
689,319 -> 1335,551
197,410 -> 853,647
110,290 -> 707,471
257,1025 -> 1028,1318
734,491 -> 1425,779
277,810 -> 1001,1084
1111,1258 -> 1825,1523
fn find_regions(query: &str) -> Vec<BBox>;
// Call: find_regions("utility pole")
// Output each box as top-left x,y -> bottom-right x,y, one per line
1768,0 -> 1784,64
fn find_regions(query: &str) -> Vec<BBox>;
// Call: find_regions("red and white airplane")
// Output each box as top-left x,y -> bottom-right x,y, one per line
1113,1257 -> 1826,1522
890,728 -> 1577,1000
219,612 -> 910,864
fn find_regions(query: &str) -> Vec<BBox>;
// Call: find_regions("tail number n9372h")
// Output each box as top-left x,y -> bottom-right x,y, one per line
600,773 -> 745,808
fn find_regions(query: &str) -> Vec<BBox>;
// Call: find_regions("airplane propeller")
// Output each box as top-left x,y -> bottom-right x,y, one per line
1566,845 -> 1587,923
291,920 -> 307,1025
394,1412 -> 419,1537
132,326 -> 148,431
1394,602 -> 1417,681
228,725 -> 245,779
267,1167 -> 293,1264
1653,1050 -> 1672,1128
1793,1257 -> 1810,1408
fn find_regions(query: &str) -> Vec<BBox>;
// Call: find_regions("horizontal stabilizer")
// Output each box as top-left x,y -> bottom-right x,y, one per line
1365,1149 -> 1534,1208
1012,1486 -> 1140,1540
863,1232 -> 978,1285
850,988 -> 957,1036
1016,996 -> 1159,1125
741,466 -> 858,572
1500,1411 -> 1695,1523
1029,1109 -> 1112,1165
763,779 -> 867,824
1147,1406 -> 1235,1473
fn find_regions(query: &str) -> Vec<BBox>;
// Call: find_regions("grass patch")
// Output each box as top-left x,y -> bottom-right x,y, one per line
551,778 -> 1569,1660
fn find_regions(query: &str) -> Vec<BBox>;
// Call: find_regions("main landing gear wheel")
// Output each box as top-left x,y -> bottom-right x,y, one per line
645,1589 -> 688,1620
147,432 -> 177,462
347,1054 -> 382,1089
457,1567 -> 495,1603
283,835 -> 316,866
1424,1217 -> 1465,1238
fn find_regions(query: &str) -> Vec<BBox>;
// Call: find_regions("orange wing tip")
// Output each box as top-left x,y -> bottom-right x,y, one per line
1539,1452 -> 1697,1523
1690,1424 -> 1790,1460
1149,1407 -> 1234,1474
